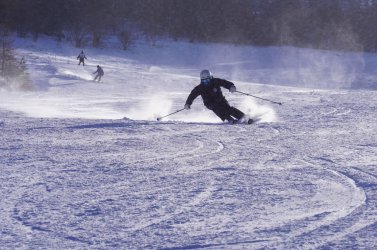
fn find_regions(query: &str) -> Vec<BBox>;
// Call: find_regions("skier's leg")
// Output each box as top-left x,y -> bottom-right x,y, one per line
229,106 -> 245,120
211,103 -> 234,122
211,107 -> 228,121
212,100 -> 252,124
229,106 -> 254,123
214,101 -> 246,123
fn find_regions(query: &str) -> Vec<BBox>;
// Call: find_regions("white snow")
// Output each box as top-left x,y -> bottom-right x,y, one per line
0,36 -> 377,249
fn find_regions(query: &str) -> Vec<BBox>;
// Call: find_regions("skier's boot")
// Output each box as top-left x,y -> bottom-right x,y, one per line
226,117 -> 237,124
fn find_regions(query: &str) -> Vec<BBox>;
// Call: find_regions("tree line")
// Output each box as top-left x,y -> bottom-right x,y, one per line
1,0 -> 377,52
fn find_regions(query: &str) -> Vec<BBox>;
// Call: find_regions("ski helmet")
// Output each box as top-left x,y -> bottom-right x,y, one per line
200,69 -> 212,80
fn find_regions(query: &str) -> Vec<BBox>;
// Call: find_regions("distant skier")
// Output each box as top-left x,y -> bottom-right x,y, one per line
184,69 -> 252,124
93,65 -> 104,82
77,50 -> 87,66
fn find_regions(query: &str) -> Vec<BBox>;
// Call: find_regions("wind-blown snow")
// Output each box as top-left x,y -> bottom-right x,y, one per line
0,37 -> 377,249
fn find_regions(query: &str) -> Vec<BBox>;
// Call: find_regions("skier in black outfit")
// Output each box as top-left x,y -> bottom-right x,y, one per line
184,70 -> 252,124
93,65 -> 104,82
77,50 -> 87,66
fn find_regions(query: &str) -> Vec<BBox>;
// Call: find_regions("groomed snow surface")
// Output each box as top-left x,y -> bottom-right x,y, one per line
1,37 -> 377,249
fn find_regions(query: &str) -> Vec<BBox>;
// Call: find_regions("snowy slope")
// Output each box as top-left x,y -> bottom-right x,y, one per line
1,37 -> 377,249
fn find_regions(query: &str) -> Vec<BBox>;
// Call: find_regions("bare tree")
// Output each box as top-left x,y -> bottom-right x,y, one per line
0,24 -> 30,90
118,21 -> 134,50
0,24 -> 12,76
2,0 -> 377,52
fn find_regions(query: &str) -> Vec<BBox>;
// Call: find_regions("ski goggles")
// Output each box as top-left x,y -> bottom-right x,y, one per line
201,78 -> 211,85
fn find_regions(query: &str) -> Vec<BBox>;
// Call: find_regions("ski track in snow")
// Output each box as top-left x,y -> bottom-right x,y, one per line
1,39 -> 377,249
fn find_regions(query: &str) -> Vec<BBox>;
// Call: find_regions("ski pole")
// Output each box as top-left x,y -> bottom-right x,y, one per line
236,91 -> 282,105
157,108 -> 185,121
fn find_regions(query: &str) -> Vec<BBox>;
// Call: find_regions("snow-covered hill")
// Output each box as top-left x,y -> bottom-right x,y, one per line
1,37 -> 377,249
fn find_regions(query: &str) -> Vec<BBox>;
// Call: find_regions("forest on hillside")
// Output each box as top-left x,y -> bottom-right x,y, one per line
1,0 -> 377,52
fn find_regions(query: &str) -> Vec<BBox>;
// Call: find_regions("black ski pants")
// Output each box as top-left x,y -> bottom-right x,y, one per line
209,100 -> 244,121
94,74 -> 103,82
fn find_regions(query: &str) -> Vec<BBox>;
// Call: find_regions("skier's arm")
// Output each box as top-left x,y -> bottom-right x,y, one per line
216,78 -> 236,93
185,86 -> 201,106
216,78 -> 235,90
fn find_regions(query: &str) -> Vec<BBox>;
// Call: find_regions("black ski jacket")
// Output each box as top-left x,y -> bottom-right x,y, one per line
77,52 -> 87,60
95,67 -> 104,76
185,78 -> 235,109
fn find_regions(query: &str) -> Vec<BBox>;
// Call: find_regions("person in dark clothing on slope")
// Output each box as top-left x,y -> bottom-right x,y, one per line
77,50 -> 87,66
93,65 -> 104,82
184,69 -> 253,124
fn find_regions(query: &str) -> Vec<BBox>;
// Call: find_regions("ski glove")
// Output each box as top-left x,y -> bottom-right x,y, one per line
184,104 -> 191,110
229,86 -> 236,93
